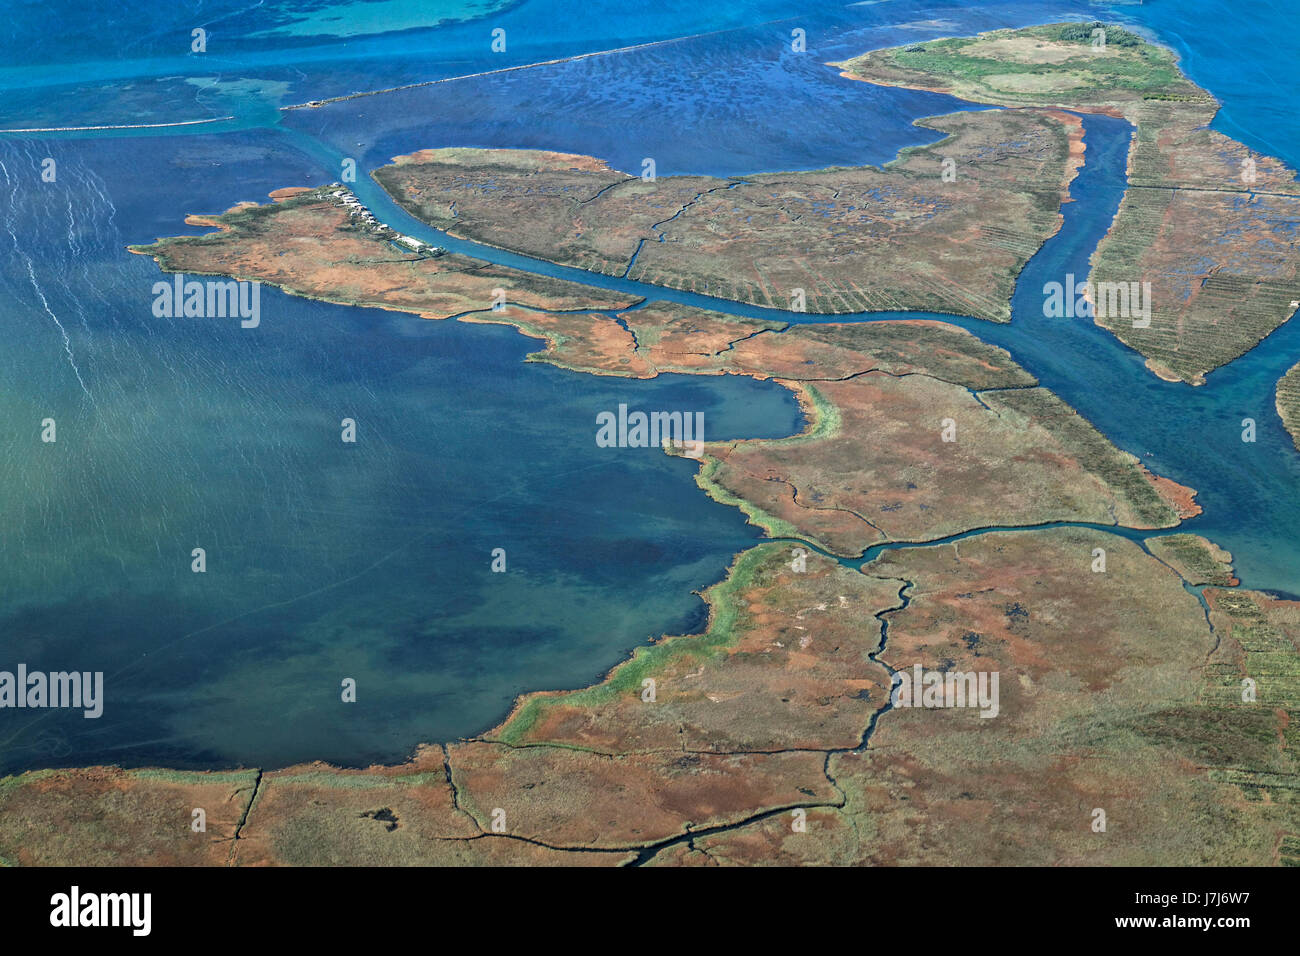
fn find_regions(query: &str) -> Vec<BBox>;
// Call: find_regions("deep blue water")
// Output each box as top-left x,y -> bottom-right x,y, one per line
0,134 -> 802,772
0,0 -> 1297,772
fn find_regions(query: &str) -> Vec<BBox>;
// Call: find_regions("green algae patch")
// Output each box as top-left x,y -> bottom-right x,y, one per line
692,383 -> 840,543
766,382 -> 840,447
494,542 -> 780,746
486,538 -> 900,757
838,22 -> 1200,110
694,456 -> 803,543
129,767 -> 259,786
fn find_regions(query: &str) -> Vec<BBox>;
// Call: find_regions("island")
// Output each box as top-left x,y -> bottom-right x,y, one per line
3,22 -> 1297,868
836,21 -> 1300,385
371,108 -> 1082,322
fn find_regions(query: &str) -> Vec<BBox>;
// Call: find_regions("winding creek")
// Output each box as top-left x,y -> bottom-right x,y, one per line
2,3 -> 1298,774
288,112 -> 1300,597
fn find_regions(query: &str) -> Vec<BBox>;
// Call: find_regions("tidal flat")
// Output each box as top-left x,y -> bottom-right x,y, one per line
3,7 -> 1300,867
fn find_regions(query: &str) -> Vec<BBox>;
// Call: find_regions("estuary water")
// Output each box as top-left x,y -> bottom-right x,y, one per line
0,0 -> 1296,773
0,135 -> 802,772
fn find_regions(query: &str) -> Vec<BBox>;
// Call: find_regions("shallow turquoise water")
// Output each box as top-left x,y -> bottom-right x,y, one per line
0,0 -> 1297,772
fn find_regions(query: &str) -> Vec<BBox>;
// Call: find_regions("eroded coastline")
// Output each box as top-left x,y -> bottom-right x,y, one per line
5,21 -> 1299,866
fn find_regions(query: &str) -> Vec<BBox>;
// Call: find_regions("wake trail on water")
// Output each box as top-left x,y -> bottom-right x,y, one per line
0,150 -> 95,405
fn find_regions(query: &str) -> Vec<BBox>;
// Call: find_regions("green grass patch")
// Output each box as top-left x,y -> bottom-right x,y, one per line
875,23 -> 1185,101
496,543 -> 786,744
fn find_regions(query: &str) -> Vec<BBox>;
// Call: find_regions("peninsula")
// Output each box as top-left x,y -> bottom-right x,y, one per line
5,21 -> 1297,868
